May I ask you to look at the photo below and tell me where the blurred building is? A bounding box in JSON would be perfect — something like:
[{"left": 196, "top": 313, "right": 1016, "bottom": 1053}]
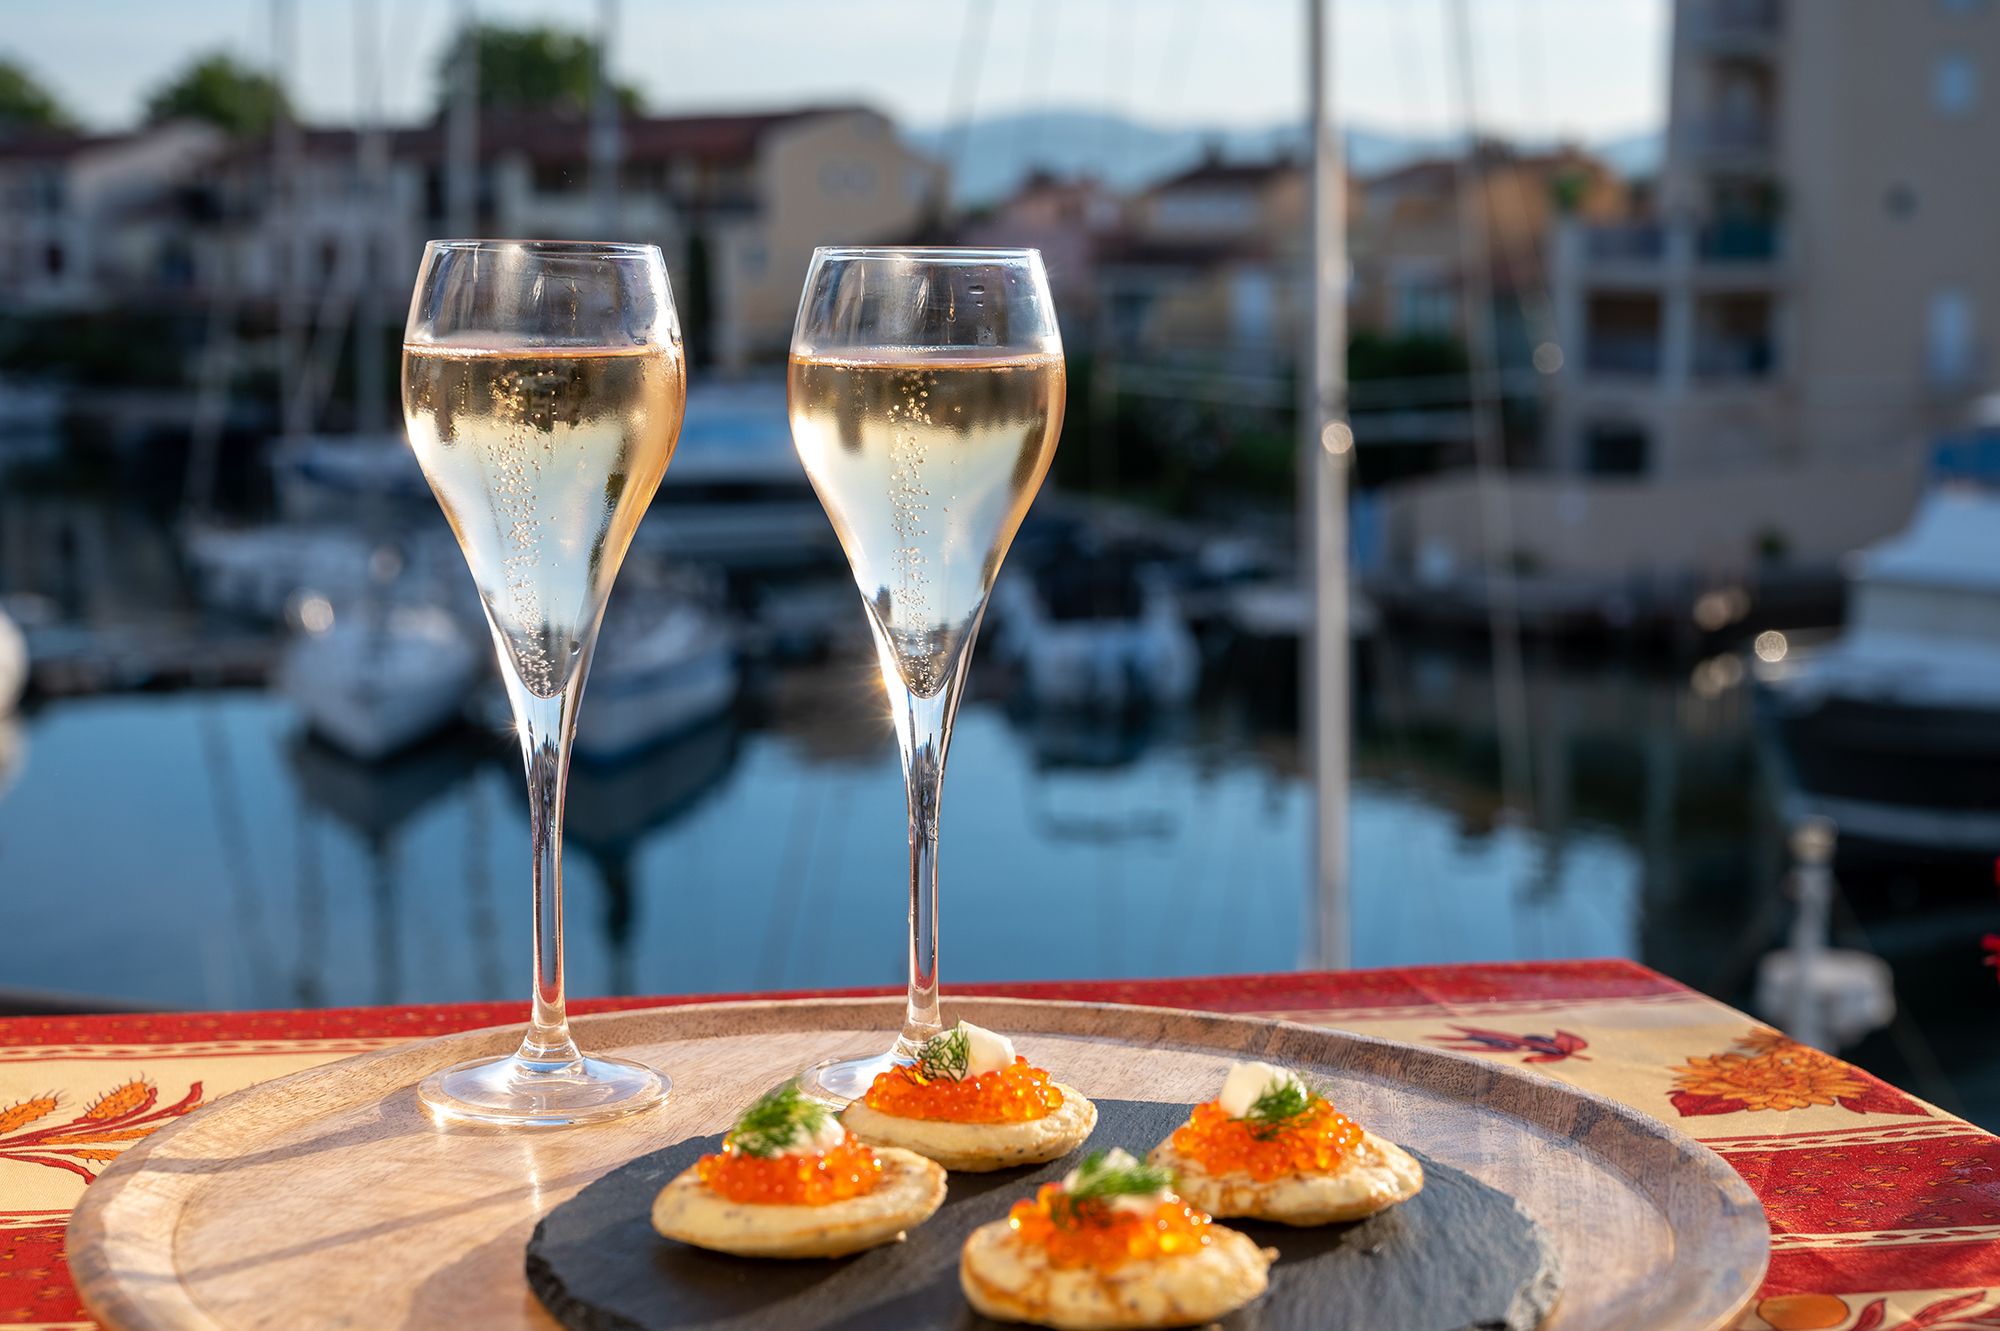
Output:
[
  {"left": 954, "top": 170, "right": 1123, "bottom": 325},
  {"left": 1349, "top": 144, "right": 1627, "bottom": 348},
  {"left": 2, "top": 107, "right": 940, "bottom": 369},
  {"left": 0, "top": 122, "right": 225, "bottom": 307},
  {"left": 1382, "top": 0, "right": 1995, "bottom": 591},
  {"left": 1102, "top": 149, "right": 1308, "bottom": 366},
  {"left": 1550, "top": 0, "right": 2000, "bottom": 483}
]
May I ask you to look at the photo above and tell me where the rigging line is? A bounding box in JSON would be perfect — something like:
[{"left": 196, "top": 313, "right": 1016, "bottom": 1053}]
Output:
[
  {"left": 1444, "top": 0, "right": 1536, "bottom": 827},
  {"left": 465, "top": 768, "right": 503, "bottom": 998},
  {"left": 292, "top": 790, "right": 325, "bottom": 1008},
  {"left": 1371, "top": 0, "right": 1465, "bottom": 921},
  {"left": 1389, "top": 0, "right": 1437, "bottom": 152},
  {"left": 760, "top": 777, "right": 823, "bottom": 989},
  {"left": 1519, "top": 0, "right": 1549, "bottom": 144},
  {"left": 1154, "top": 0, "right": 1202, "bottom": 115},
  {"left": 1012, "top": 0, "right": 1056, "bottom": 175},
  {"left": 938, "top": 0, "right": 997, "bottom": 217},
  {"left": 1105, "top": 0, "right": 1136, "bottom": 180},
  {"left": 198, "top": 706, "right": 275, "bottom": 1004},
  {"left": 1476, "top": 0, "right": 1563, "bottom": 360},
  {"left": 271, "top": 0, "right": 308, "bottom": 443}
]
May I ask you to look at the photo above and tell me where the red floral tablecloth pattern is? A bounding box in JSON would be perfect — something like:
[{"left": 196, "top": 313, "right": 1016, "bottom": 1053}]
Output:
[{"left": 3, "top": 960, "right": 1998, "bottom": 1331}]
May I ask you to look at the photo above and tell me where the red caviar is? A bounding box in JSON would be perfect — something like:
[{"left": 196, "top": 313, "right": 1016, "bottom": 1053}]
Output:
[
  {"left": 695, "top": 1135, "right": 884, "bottom": 1206},
  {"left": 862, "top": 1056, "right": 1064, "bottom": 1123},
  {"left": 1170, "top": 1097, "right": 1364, "bottom": 1181},
  {"left": 1006, "top": 1183, "right": 1214, "bottom": 1270}
]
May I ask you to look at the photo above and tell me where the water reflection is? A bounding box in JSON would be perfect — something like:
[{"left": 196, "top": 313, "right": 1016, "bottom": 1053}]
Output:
[
  {"left": 287, "top": 729, "right": 489, "bottom": 1006},
  {"left": 560, "top": 717, "right": 742, "bottom": 996},
  {"left": 2, "top": 571, "right": 1994, "bottom": 1122}
]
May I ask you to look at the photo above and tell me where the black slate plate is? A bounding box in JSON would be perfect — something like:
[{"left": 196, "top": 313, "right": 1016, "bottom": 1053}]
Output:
[{"left": 526, "top": 1098, "right": 1562, "bottom": 1331}]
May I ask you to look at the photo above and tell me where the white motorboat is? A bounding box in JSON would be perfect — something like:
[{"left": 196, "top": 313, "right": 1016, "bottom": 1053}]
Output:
[
  {"left": 0, "top": 602, "right": 25, "bottom": 715},
  {"left": 573, "top": 596, "right": 738, "bottom": 764},
  {"left": 990, "top": 556, "right": 1199, "bottom": 710},
  {"left": 282, "top": 601, "right": 482, "bottom": 762},
  {"left": 186, "top": 524, "right": 378, "bottom": 622},
  {"left": 1762, "top": 486, "right": 2000, "bottom": 856},
  {"left": 644, "top": 381, "right": 837, "bottom": 567},
  {"left": 0, "top": 379, "right": 62, "bottom": 465}
]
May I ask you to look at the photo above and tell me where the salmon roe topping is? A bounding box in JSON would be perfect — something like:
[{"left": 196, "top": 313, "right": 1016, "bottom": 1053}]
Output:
[
  {"left": 695, "top": 1135, "right": 884, "bottom": 1206},
  {"left": 1171, "top": 1097, "right": 1363, "bottom": 1180},
  {"left": 862, "top": 1056, "right": 1064, "bottom": 1123},
  {"left": 1006, "top": 1183, "right": 1215, "bottom": 1270}
]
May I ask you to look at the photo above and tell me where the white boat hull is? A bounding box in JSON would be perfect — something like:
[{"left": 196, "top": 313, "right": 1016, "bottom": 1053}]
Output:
[{"left": 283, "top": 606, "right": 480, "bottom": 762}]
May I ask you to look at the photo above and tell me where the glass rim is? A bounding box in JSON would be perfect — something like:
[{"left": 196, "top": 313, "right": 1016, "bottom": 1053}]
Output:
[
  {"left": 421, "top": 238, "right": 664, "bottom": 259},
  {"left": 810, "top": 245, "right": 1043, "bottom": 264}
]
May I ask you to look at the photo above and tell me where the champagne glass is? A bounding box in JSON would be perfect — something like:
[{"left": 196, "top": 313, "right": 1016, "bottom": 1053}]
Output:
[
  {"left": 787, "top": 247, "right": 1065, "bottom": 1099},
  {"left": 401, "top": 240, "right": 685, "bottom": 1126}
]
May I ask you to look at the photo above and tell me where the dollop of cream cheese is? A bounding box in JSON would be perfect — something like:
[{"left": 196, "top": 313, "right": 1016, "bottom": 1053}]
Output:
[
  {"left": 1217, "top": 1060, "right": 1306, "bottom": 1118},
  {"left": 773, "top": 1112, "right": 848, "bottom": 1156},
  {"left": 957, "top": 1020, "right": 1017, "bottom": 1078},
  {"left": 1063, "top": 1148, "right": 1173, "bottom": 1215}
]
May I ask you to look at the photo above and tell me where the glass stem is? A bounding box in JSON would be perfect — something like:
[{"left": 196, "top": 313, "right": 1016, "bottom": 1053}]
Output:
[
  {"left": 508, "top": 672, "right": 586, "bottom": 1072},
  {"left": 899, "top": 689, "right": 949, "bottom": 1045},
  {"left": 877, "top": 614, "right": 981, "bottom": 1054}
]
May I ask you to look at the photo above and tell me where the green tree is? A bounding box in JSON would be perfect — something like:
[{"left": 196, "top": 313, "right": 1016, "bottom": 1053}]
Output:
[
  {"left": 438, "top": 24, "right": 642, "bottom": 117},
  {"left": 0, "top": 60, "right": 73, "bottom": 133},
  {"left": 144, "top": 54, "right": 289, "bottom": 137}
]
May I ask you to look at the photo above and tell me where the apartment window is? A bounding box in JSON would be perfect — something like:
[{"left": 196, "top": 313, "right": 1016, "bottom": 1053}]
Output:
[
  {"left": 43, "top": 243, "right": 63, "bottom": 277},
  {"left": 1389, "top": 262, "right": 1457, "bottom": 336},
  {"left": 1153, "top": 191, "right": 1256, "bottom": 234},
  {"left": 1228, "top": 270, "right": 1275, "bottom": 348},
  {"left": 1584, "top": 293, "right": 1664, "bottom": 376},
  {"left": 532, "top": 161, "right": 576, "bottom": 194},
  {"left": 1928, "top": 287, "right": 1977, "bottom": 387},
  {"left": 1933, "top": 53, "right": 1979, "bottom": 116},
  {"left": 1583, "top": 423, "right": 1650, "bottom": 477},
  {"left": 816, "top": 162, "right": 878, "bottom": 198}
]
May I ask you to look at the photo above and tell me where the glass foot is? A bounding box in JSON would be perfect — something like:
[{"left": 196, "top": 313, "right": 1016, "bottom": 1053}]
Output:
[
  {"left": 802, "top": 1033, "right": 929, "bottom": 1105},
  {"left": 419, "top": 1051, "right": 669, "bottom": 1127}
]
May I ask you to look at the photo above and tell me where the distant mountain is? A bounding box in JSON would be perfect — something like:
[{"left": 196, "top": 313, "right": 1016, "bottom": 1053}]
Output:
[
  {"left": 1593, "top": 130, "right": 1665, "bottom": 178},
  {"left": 907, "top": 109, "right": 1661, "bottom": 206}
]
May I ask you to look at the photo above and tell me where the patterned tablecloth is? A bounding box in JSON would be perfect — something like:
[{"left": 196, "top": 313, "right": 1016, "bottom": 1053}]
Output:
[{"left": 3, "top": 959, "right": 1997, "bottom": 1331}]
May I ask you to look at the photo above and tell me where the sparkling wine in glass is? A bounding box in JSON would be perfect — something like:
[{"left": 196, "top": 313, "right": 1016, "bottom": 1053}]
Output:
[
  {"left": 787, "top": 247, "right": 1065, "bottom": 1099},
  {"left": 402, "top": 240, "right": 684, "bottom": 1126}
]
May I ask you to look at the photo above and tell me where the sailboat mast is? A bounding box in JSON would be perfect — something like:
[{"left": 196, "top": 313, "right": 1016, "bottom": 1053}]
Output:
[
  {"left": 273, "top": 0, "right": 308, "bottom": 444},
  {"left": 353, "top": 0, "right": 388, "bottom": 436},
  {"left": 591, "top": 0, "right": 621, "bottom": 237},
  {"left": 446, "top": 0, "right": 480, "bottom": 240},
  {"left": 1305, "top": 0, "right": 1352, "bottom": 970}
]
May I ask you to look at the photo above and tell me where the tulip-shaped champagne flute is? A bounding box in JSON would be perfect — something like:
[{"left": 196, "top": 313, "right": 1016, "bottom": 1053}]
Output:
[
  {"left": 402, "top": 240, "right": 684, "bottom": 1125},
  {"left": 786, "top": 247, "right": 1065, "bottom": 1099}
]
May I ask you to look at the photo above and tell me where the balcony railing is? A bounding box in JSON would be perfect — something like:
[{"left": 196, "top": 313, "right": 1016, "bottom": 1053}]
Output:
[
  {"left": 1584, "top": 223, "right": 1666, "bottom": 264},
  {"left": 1586, "top": 334, "right": 1663, "bottom": 377},
  {"left": 1690, "top": 116, "right": 1775, "bottom": 157},
  {"left": 1693, "top": 0, "right": 1780, "bottom": 46},
  {"left": 1696, "top": 219, "right": 1779, "bottom": 263},
  {"left": 1571, "top": 219, "right": 1782, "bottom": 275},
  {"left": 1693, "top": 335, "right": 1775, "bottom": 379}
]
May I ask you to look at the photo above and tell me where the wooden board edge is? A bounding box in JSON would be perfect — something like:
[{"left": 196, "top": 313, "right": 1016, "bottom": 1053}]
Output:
[{"left": 67, "top": 994, "right": 1770, "bottom": 1331}]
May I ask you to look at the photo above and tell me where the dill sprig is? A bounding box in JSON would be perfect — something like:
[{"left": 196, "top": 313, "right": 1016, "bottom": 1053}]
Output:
[
  {"left": 726, "top": 1079, "right": 832, "bottom": 1158},
  {"left": 1052, "top": 1150, "right": 1175, "bottom": 1227},
  {"left": 1238, "top": 1074, "right": 1322, "bottom": 1141},
  {"left": 908, "top": 1025, "right": 972, "bottom": 1081}
]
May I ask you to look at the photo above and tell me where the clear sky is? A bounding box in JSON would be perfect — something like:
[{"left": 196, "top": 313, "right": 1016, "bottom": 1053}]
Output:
[{"left": 7, "top": 0, "right": 1668, "bottom": 140}]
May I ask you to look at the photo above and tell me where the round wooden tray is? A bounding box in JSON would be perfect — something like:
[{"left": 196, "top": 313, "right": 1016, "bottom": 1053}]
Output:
[{"left": 68, "top": 997, "right": 1768, "bottom": 1331}]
